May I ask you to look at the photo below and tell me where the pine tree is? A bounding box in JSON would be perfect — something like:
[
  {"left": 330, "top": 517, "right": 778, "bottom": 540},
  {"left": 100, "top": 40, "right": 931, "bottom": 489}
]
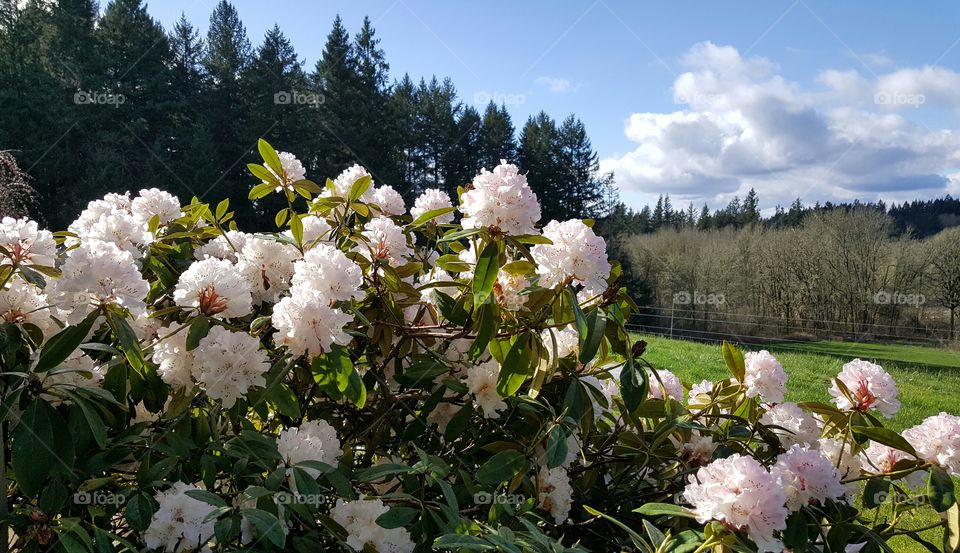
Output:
[
  {"left": 312, "top": 15, "right": 358, "bottom": 177},
  {"left": 556, "top": 115, "right": 606, "bottom": 218},
  {"left": 478, "top": 102, "right": 516, "bottom": 169},
  {"left": 652, "top": 196, "right": 664, "bottom": 229},
  {"left": 444, "top": 105, "right": 482, "bottom": 193},
  {"left": 742, "top": 187, "right": 760, "bottom": 226},
  {"left": 519, "top": 111, "right": 561, "bottom": 222},
  {"left": 697, "top": 204, "right": 711, "bottom": 230},
  {"left": 351, "top": 16, "right": 396, "bottom": 185}
]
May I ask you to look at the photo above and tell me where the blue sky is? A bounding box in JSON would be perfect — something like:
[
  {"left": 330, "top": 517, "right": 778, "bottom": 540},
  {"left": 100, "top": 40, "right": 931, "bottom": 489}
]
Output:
[{"left": 146, "top": 1, "right": 960, "bottom": 212}]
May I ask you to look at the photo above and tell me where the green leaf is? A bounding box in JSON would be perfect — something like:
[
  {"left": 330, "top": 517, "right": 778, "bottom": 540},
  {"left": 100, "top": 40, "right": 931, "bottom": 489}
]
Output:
[
  {"left": 722, "top": 341, "right": 746, "bottom": 382},
  {"left": 355, "top": 463, "right": 413, "bottom": 482},
  {"left": 125, "top": 493, "right": 155, "bottom": 532},
  {"left": 185, "top": 489, "right": 228, "bottom": 508},
  {"left": 107, "top": 310, "right": 144, "bottom": 372},
  {"left": 546, "top": 425, "right": 569, "bottom": 469},
  {"left": 620, "top": 357, "right": 648, "bottom": 413},
  {"left": 289, "top": 213, "right": 304, "bottom": 246},
  {"left": 578, "top": 308, "right": 607, "bottom": 364},
  {"left": 944, "top": 502, "right": 960, "bottom": 553},
  {"left": 433, "top": 534, "right": 495, "bottom": 550},
  {"left": 473, "top": 240, "right": 500, "bottom": 306},
  {"left": 12, "top": 399, "right": 72, "bottom": 497},
  {"left": 267, "top": 383, "right": 300, "bottom": 419},
  {"left": 186, "top": 316, "right": 209, "bottom": 351},
  {"left": 312, "top": 346, "right": 353, "bottom": 392},
  {"left": 34, "top": 310, "right": 98, "bottom": 373},
  {"left": 348, "top": 175, "right": 372, "bottom": 202},
  {"left": 852, "top": 426, "right": 917, "bottom": 457},
  {"left": 410, "top": 206, "right": 455, "bottom": 227},
  {"left": 63, "top": 391, "right": 108, "bottom": 448},
  {"left": 248, "top": 181, "right": 275, "bottom": 200},
  {"left": 633, "top": 502, "right": 697, "bottom": 519},
  {"left": 345, "top": 369, "right": 366, "bottom": 408},
  {"left": 257, "top": 139, "right": 283, "bottom": 176},
  {"left": 476, "top": 450, "right": 527, "bottom": 485},
  {"left": 928, "top": 466, "right": 956, "bottom": 512},
  {"left": 468, "top": 303, "right": 499, "bottom": 360},
  {"left": 376, "top": 506, "right": 420, "bottom": 529},
  {"left": 863, "top": 477, "right": 890, "bottom": 509},
  {"left": 242, "top": 508, "right": 286, "bottom": 548},
  {"left": 496, "top": 332, "right": 532, "bottom": 397}
]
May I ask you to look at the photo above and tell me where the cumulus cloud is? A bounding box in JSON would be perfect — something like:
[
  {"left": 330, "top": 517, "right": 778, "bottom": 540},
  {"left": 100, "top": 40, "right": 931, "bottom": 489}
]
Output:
[
  {"left": 535, "top": 76, "right": 579, "bottom": 93},
  {"left": 601, "top": 42, "right": 960, "bottom": 209}
]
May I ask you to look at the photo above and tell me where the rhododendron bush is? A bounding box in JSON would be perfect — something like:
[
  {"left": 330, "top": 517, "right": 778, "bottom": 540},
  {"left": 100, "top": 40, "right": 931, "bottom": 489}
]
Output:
[{"left": 1, "top": 139, "right": 959, "bottom": 553}]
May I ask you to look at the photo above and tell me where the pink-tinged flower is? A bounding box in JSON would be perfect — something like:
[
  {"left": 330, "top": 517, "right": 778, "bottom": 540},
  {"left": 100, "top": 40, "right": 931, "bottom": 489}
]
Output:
[
  {"left": 862, "top": 442, "right": 927, "bottom": 489},
  {"left": 683, "top": 454, "right": 787, "bottom": 552},
  {"left": 770, "top": 445, "right": 846, "bottom": 511},
  {"left": 459, "top": 160, "right": 540, "bottom": 235},
  {"left": 741, "top": 350, "right": 787, "bottom": 404},
  {"left": 646, "top": 368, "right": 684, "bottom": 401},
  {"left": 828, "top": 359, "right": 900, "bottom": 417},
  {"left": 902, "top": 412, "right": 960, "bottom": 477},
  {"left": 759, "top": 402, "right": 821, "bottom": 448}
]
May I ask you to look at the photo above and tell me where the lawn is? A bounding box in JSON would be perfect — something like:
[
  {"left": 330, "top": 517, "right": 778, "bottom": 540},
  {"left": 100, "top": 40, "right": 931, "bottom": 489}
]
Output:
[{"left": 631, "top": 334, "right": 957, "bottom": 552}]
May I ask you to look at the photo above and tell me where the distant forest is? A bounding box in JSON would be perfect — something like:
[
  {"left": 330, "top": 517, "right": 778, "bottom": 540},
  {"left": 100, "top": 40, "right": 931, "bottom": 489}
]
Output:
[{"left": 0, "top": 0, "right": 615, "bottom": 230}]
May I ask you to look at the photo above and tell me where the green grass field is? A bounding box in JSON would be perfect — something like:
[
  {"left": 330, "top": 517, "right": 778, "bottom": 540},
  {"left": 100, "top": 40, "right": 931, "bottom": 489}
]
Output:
[{"left": 632, "top": 334, "right": 958, "bottom": 551}]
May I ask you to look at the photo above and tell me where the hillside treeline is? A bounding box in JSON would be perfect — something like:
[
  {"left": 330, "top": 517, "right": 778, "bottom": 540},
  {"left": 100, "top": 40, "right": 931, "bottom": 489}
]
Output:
[
  {"left": 0, "top": 0, "right": 615, "bottom": 229},
  {"left": 621, "top": 208, "right": 960, "bottom": 343}
]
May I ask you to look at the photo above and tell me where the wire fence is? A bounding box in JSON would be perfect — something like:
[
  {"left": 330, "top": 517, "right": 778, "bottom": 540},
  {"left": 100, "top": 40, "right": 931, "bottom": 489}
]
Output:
[{"left": 626, "top": 304, "right": 956, "bottom": 348}]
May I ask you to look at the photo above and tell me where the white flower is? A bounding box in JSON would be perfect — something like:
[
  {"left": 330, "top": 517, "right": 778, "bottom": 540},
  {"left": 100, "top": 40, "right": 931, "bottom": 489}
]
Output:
[
  {"left": 427, "top": 398, "right": 461, "bottom": 432},
  {"left": 741, "top": 350, "right": 787, "bottom": 404},
  {"left": 771, "top": 445, "right": 846, "bottom": 511},
  {"left": 829, "top": 359, "right": 900, "bottom": 417},
  {"left": 683, "top": 454, "right": 787, "bottom": 552},
  {"left": 418, "top": 267, "right": 457, "bottom": 305},
  {"left": 647, "top": 368, "right": 683, "bottom": 401},
  {"left": 410, "top": 188, "right": 454, "bottom": 224},
  {"left": 903, "top": 412, "right": 960, "bottom": 477},
  {"left": 357, "top": 216, "right": 411, "bottom": 266},
  {"left": 687, "top": 379, "right": 714, "bottom": 407},
  {"left": 330, "top": 498, "right": 415, "bottom": 553},
  {"left": 0, "top": 217, "right": 56, "bottom": 268},
  {"left": 581, "top": 375, "right": 618, "bottom": 418},
  {"left": 0, "top": 279, "right": 56, "bottom": 339},
  {"left": 237, "top": 236, "right": 299, "bottom": 305},
  {"left": 267, "top": 151, "right": 306, "bottom": 189},
  {"left": 466, "top": 359, "right": 507, "bottom": 417},
  {"left": 174, "top": 257, "right": 252, "bottom": 319},
  {"left": 819, "top": 437, "right": 863, "bottom": 492},
  {"left": 272, "top": 290, "right": 353, "bottom": 358},
  {"left": 537, "top": 466, "right": 573, "bottom": 524},
  {"left": 459, "top": 160, "right": 540, "bottom": 235},
  {"left": 290, "top": 244, "right": 364, "bottom": 304},
  {"left": 52, "top": 239, "right": 149, "bottom": 323},
  {"left": 143, "top": 482, "right": 216, "bottom": 553},
  {"left": 862, "top": 442, "right": 928, "bottom": 488},
  {"left": 443, "top": 338, "right": 475, "bottom": 375},
  {"left": 531, "top": 219, "right": 610, "bottom": 292},
  {"left": 542, "top": 326, "right": 579, "bottom": 362},
  {"left": 681, "top": 433, "right": 716, "bottom": 465},
  {"left": 194, "top": 230, "right": 251, "bottom": 263},
  {"left": 495, "top": 271, "right": 528, "bottom": 311},
  {"left": 42, "top": 350, "right": 105, "bottom": 405},
  {"left": 152, "top": 325, "right": 194, "bottom": 390},
  {"left": 68, "top": 193, "right": 152, "bottom": 258},
  {"left": 192, "top": 327, "right": 269, "bottom": 408},
  {"left": 131, "top": 188, "right": 181, "bottom": 226},
  {"left": 371, "top": 185, "right": 406, "bottom": 216},
  {"left": 760, "top": 402, "right": 821, "bottom": 448},
  {"left": 328, "top": 164, "right": 374, "bottom": 202},
  {"left": 277, "top": 420, "right": 342, "bottom": 478}
]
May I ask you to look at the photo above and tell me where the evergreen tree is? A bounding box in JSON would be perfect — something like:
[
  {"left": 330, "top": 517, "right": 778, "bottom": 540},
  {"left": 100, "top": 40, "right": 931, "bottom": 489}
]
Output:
[
  {"left": 519, "top": 111, "right": 561, "bottom": 222},
  {"left": 312, "top": 15, "right": 358, "bottom": 177},
  {"left": 478, "top": 102, "right": 516, "bottom": 169}
]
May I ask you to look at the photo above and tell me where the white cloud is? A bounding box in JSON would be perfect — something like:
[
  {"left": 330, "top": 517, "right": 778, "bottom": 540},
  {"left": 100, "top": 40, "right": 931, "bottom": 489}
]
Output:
[
  {"left": 601, "top": 42, "right": 960, "bottom": 210},
  {"left": 534, "top": 76, "right": 579, "bottom": 93}
]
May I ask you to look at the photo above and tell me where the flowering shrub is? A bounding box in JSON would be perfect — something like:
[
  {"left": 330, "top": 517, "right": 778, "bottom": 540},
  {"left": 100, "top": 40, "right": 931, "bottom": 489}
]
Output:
[{"left": 0, "top": 139, "right": 958, "bottom": 552}]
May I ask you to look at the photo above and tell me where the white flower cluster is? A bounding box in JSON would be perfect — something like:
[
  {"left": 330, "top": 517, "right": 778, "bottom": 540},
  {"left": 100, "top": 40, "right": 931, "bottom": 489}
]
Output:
[
  {"left": 646, "top": 368, "right": 684, "bottom": 401},
  {"left": 410, "top": 188, "right": 454, "bottom": 224},
  {"left": 191, "top": 326, "right": 270, "bottom": 408},
  {"left": 0, "top": 279, "right": 57, "bottom": 338},
  {"left": 174, "top": 257, "right": 253, "bottom": 319},
  {"left": 465, "top": 359, "right": 507, "bottom": 418},
  {"left": 152, "top": 324, "right": 194, "bottom": 390},
  {"left": 53, "top": 239, "right": 150, "bottom": 323},
  {"left": 371, "top": 185, "right": 405, "bottom": 216},
  {"left": 267, "top": 151, "right": 306, "bottom": 189},
  {"left": 68, "top": 189, "right": 180, "bottom": 258},
  {"left": 272, "top": 244, "right": 361, "bottom": 358},
  {"left": 684, "top": 454, "right": 787, "bottom": 552},
  {"left": 459, "top": 160, "right": 540, "bottom": 235},
  {"left": 531, "top": 219, "right": 610, "bottom": 293},
  {"left": 537, "top": 466, "right": 573, "bottom": 524},
  {"left": 357, "top": 216, "right": 411, "bottom": 266},
  {"left": 0, "top": 216, "right": 56, "bottom": 267},
  {"left": 741, "top": 350, "right": 787, "bottom": 404},
  {"left": 829, "top": 358, "right": 900, "bottom": 417},
  {"left": 903, "top": 412, "right": 960, "bottom": 476},
  {"left": 770, "top": 445, "right": 846, "bottom": 511},
  {"left": 759, "top": 402, "right": 820, "bottom": 447},
  {"left": 236, "top": 236, "right": 299, "bottom": 305},
  {"left": 277, "top": 420, "right": 342, "bottom": 478},
  {"left": 330, "top": 498, "right": 415, "bottom": 553},
  {"left": 144, "top": 482, "right": 216, "bottom": 553}
]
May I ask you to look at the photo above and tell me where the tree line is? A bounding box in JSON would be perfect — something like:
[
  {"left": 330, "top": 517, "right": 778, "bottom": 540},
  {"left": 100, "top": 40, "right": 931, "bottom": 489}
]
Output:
[
  {"left": 0, "top": 0, "right": 616, "bottom": 230},
  {"left": 620, "top": 208, "right": 960, "bottom": 342}
]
